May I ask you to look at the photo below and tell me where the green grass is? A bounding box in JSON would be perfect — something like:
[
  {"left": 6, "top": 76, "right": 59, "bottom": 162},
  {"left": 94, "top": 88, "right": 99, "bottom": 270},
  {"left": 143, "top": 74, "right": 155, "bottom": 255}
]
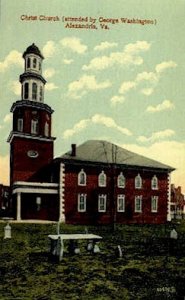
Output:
[{"left": 0, "top": 221, "right": 185, "bottom": 299}]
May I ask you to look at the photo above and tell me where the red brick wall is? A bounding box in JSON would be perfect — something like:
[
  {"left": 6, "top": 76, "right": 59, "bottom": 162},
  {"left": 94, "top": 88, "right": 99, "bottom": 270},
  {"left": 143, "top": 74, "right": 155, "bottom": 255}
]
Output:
[
  {"left": 10, "top": 137, "right": 53, "bottom": 184},
  {"left": 63, "top": 163, "right": 169, "bottom": 225},
  {"left": 13, "top": 107, "right": 52, "bottom": 137}
]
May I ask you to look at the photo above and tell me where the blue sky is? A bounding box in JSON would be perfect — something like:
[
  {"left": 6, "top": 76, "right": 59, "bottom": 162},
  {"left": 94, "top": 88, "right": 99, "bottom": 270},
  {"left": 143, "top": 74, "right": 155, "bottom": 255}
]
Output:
[{"left": 0, "top": 0, "right": 185, "bottom": 192}]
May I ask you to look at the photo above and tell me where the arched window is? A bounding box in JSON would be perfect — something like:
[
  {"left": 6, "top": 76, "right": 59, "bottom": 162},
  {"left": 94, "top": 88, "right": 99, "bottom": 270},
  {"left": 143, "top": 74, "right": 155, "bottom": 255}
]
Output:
[
  {"left": 32, "top": 82, "right": 37, "bottom": 100},
  {"left": 135, "top": 174, "right": 142, "bottom": 189},
  {"left": 151, "top": 175, "right": 158, "bottom": 190},
  {"left": 44, "top": 122, "right": 49, "bottom": 137},
  {"left": 33, "top": 58, "right": 37, "bottom": 68},
  {"left": 24, "top": 82, "right": 29, "bottom": 99},
  {"left": 27, "top": 57, "right": 31, "bottom": 68},
  {"left": 31, "top": 119, "right": 38, "bottom": 134},
  {"left": 117, "top": 172, "right": 125, "bottom": 188},
  {"left": 78, "top": 169, "right": 86, "bottom": 186},
  {"left": 17, "top": 118, "right": 23, "bottom": 132},
  {"left": 39, "top": 62, "right": 41, "bottom": 71},
  {"left": 98, "top": 171, "right": 106, "bottom": 187},
  {"left": 39, "top": 86, "right": 43, "bottom": 101}
]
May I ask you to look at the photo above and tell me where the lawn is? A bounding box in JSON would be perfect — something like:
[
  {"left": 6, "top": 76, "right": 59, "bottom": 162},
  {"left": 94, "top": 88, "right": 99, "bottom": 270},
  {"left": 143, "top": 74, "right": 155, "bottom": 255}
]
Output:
[{"left": 0, "top": 221, "right": 185, "bottom": 300}]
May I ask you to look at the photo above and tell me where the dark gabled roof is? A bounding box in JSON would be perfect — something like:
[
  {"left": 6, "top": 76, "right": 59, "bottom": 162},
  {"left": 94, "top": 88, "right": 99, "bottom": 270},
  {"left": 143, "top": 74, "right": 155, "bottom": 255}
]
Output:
[
  {"left": 59, "top": 140, "right": 175, "bottom": 171},
  {"left": 23, "top": 43, "right": 44, "bottom": 59}
]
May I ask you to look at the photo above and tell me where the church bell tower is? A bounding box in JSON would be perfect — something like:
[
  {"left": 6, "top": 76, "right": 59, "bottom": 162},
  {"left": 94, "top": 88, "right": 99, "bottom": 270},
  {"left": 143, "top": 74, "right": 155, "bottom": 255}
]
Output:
[{"left": 8, "top": 43, "right": 55, "bottom": 185}]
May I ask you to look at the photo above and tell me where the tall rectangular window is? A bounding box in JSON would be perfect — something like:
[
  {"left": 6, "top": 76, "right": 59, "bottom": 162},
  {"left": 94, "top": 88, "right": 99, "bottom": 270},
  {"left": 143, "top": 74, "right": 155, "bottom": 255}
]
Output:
[
  {"left": 31, "top": 119, "right": 38, "bottom": 134},
  {"left": 135, "top": 196, "right": 142, "bottom": 213},
  {"left": 98, "top": 194, "right": 107, "bottom": 212},
  {"left": 24, "top": 82, "right": 29, "bottom": 99},
  {"left": 39, "top": 86, "right": 43, "bottom": 101},
  {"left": 117, "top": 194, "right": 125, "bottom": 212},
  {"left": 78, "top": 194, "right": 86, "bottom": 212},
  {"left": 32, "top": 83, "right": 37, "bottom": 100},
  {"left": 151, "top": 196, "right": 158, "bottom": 212},
  {"left": 17, "top": 118, "right": 23, "bottom": 132}
]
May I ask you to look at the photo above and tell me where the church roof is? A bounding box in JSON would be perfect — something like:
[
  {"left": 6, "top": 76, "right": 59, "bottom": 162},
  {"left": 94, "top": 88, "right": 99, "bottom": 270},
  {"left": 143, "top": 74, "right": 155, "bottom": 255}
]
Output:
[
  {"left": 23, "top": 43, "right": 44, "bottom": 59},
  {"left": 59, "top": 140, "right": 175, "bottom": 171}
]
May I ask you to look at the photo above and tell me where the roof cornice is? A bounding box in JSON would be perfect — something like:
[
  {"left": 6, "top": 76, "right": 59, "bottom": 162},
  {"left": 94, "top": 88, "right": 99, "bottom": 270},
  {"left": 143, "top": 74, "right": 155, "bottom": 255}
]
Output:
[{"left": 10, "top": 100, "right": 54, "bottom": 114}]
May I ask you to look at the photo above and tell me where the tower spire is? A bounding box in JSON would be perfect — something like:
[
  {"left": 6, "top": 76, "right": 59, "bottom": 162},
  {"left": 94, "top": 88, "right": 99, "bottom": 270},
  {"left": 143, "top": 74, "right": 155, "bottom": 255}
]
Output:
[
  {"left": 8, "top": 44, "right": 55, "bottom": 185},
  {"left": 20, "top": 43, "right": 46, "bottom": 103}
]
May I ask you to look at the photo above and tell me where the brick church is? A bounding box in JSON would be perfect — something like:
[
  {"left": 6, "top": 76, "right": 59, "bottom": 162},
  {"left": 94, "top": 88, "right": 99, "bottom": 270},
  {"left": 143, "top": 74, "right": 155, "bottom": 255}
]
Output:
[{"left": 7, "top": 44, "right": 175, "bottom": 224}]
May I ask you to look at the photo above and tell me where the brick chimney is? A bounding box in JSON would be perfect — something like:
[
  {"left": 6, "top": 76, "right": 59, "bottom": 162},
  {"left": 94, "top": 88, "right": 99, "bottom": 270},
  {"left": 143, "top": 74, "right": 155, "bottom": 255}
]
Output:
[{"left": 71, "top": 144, "right": 76, "bottom": 157}]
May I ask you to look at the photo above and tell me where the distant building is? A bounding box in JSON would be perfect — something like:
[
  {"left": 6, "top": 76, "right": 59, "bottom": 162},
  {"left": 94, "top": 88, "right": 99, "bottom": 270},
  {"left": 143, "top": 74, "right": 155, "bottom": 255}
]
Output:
[
  {"left": 171, "top": 184, "right": 185, "bottom": 219},
  {"left": 7, "top": 44, "right": 175, "bottom": 224},
  {"left": 0, "top": 184, "right": 10, "bottom": 216}
]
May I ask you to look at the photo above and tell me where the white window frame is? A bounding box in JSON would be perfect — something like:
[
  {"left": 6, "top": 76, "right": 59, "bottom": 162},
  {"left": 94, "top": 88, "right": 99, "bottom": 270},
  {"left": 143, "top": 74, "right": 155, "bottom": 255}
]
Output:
[
  {"left": 135, "top": 174, "right": 142, "bottom": 189},
  {"left": 32, "top": 82, "right": 37, "bottom": 100},
  {"left": 44, "top": 122, "right": 49, "bottom": 137},
  {"left": 33, "top": 58, "right": 37, "bottom": 69},
  {"left": 24, "top": 82, "right": 29, "bottom": 99},
  {"left": 117, "top": 194, "right": 125, "bottom": 212},
  {"left": 117, "top": 172, "right": 125, "bottom": 188},
  {"left": 78, "top": 194, "right": 87, "bottom": 212},
  {"left": 151, "top": 196, "right": 158, "bottom": 213},
  {"left": 151, "top": 175, "right": 158, "bottom": 190},
  {"left": 27, "top": 57, "right": 31, "bottom": 69},
  {"left": 17, "top": 118, "right": 23, "bottom": 132},
  {"left": 135, "top": 196, "right": 142, "bottom": 213},
  {"left": 39, "top": 86, "right": 43, "bottom": 101},
  {"left": 78, "top": 169, "right": 86, "bottom": 186},
  {"left": 98, "top": 171, "right": 106, "bottom": 187},
  {"left": 98, "top": 194, "right": 107, "bottom": 212},
  {"left": 31, "top": 119, "right": 38, "bottom": 134}
]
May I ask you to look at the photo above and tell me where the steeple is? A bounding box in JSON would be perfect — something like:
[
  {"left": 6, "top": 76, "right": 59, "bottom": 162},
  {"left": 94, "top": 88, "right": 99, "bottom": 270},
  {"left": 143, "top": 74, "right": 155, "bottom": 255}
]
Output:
[
  {"left": 8, "top": 44, "right": 55, "bottom": 185},
  {"left": 20, "top": 43, "right": 46, "bottom": 103}
]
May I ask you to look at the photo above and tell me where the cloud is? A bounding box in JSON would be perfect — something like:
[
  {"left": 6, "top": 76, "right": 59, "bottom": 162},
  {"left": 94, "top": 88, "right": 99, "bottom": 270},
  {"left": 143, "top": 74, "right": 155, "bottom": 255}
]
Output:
[
  {"left": 3, "top": 114, "right": 12, "bottom": 123},
  {"left": 45, "top": 83, "right": 58, "bottom": 91},
  {"left": 10, "top": 81, "right": 21, "bottom": 96},
  {"left": 63, "top": 59, "right": 74, "bottom": 65},
  {"left": 121, "top": 141, "right": 185, "bottom": 193},
  {"left": 82, "top": 40, "right": 151, "bottom": 71},
  {"left": 146, "top": 100, "right": 175, "bottom": 113},
  {"left": 137, "top": 129, "right": 175, "bottom": 143},
  {"left": 124, "top": 40, "right": 151, "bottom": 54},
  {"left": 43, "top": 68, "right": 56, "bottom": 79},
  {"left": 42, "top": 41, "right": 56, "bottom": 58},
  {"left": 136, "top": 71, "right": 158, "bottom": 83},
  {"left": 140, "top": 88, "right": 154, "bottom": 96},
  {"left": 0, "top": 50, "right": 23, "bottom": 72},
  {"left": 112, "top": 59, "right": 177, "bottom": 105},
  {"left": 94, "top": 41, "right": 118, "bottom": 51},
  {"left": 63, "top": 114, "right": 132, "bottom": 139},
  {"left": 155, "top": 61, "right": 177, "bottom": 73},
  {"left": 119, "top": 81, "right": 136, "bottom": 94},
  {"left": 60, "top": 37, "right": 87, "bottom": 54},
  {"left": 63, "top": 119, "right": 90, "bottom": 139},
  {"left": 110, "top": 95, "right": 125, "bottom": 106},
  {"left": 0, "top": 155, "right": 9, "bottom": 185},
  {"left": 92, "top": 114, "right": 132, "bottom": 136},
  {"left": 67, "top": 75, "right": 111, "bottom": 99}
]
